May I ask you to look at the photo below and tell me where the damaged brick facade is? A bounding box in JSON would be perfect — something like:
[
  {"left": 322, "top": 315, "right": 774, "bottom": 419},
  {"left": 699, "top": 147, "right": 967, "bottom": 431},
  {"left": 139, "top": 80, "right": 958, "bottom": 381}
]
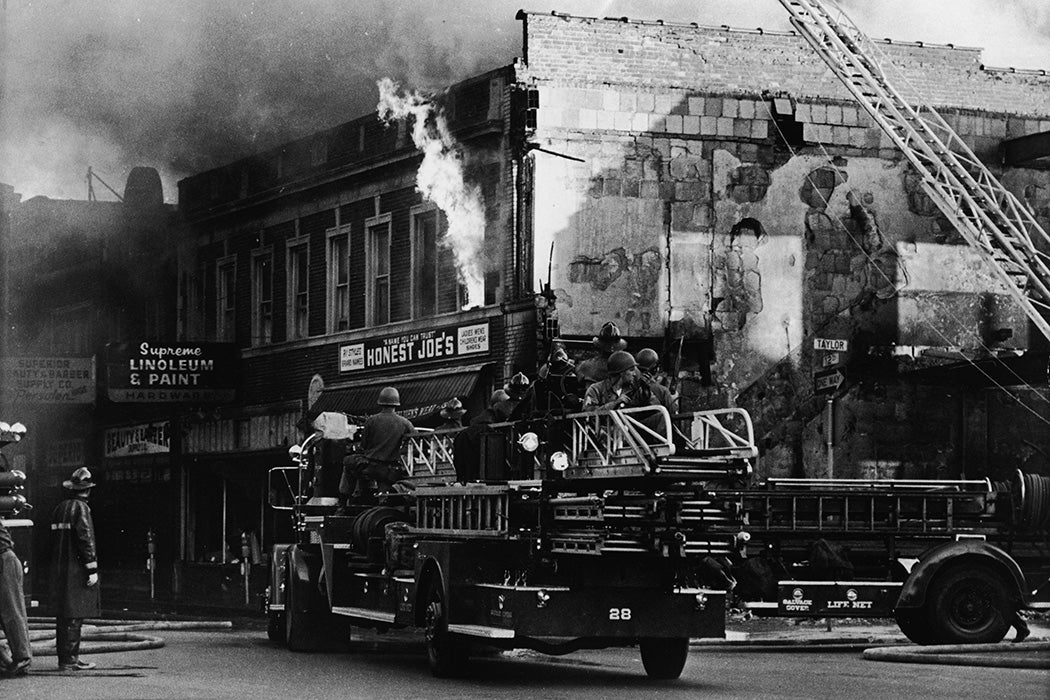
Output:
[{"left": 517, "top": 12, "right": 1050, "bottom": 480}]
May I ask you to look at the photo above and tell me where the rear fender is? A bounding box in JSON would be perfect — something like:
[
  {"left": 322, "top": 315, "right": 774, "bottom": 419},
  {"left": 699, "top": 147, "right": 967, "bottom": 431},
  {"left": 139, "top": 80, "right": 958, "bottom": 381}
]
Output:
[
  {"left": 286, "top": 544, "right": 323, "bottom": 613},
  {"left": 896, "top": 539, "right": 1026, "bottom": 609}
]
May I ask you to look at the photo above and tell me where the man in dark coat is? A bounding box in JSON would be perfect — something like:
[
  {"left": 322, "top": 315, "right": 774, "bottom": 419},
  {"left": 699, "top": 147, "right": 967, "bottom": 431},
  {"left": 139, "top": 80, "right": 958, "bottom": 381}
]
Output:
[
  {"left": 0, "top": 517, "right": 31, "bottom": 677},
  {"left": 51, "top": 467, "right": 100, "bottom": 671}
]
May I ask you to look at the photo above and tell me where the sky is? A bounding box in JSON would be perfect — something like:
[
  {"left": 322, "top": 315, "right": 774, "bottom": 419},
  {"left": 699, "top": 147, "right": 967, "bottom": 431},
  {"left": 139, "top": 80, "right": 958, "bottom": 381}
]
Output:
[{"left": 1, "top": 0, "right": 1048, "bottom": 203}]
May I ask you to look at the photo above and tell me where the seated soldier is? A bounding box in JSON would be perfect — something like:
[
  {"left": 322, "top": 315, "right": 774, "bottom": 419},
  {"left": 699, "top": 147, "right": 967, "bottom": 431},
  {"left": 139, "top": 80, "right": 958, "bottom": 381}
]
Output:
[{"left": 337, "top": 387, "right": 414, "bottom": 509}]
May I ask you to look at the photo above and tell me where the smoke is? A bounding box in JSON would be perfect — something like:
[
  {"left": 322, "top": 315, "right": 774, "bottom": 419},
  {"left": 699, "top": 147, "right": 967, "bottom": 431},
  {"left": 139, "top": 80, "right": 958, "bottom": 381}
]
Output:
[
  {"left": 377, "top": 77, "right": 485, "bottom": 308},
  {"left": 1, "top": 1, "right": 1046, "bottom": 203}
]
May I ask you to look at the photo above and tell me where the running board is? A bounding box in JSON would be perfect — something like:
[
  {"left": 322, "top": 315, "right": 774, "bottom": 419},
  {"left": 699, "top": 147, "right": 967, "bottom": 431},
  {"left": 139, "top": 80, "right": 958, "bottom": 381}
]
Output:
[{"left": 331, "top": 606, "right": 396, "bottom": 623}]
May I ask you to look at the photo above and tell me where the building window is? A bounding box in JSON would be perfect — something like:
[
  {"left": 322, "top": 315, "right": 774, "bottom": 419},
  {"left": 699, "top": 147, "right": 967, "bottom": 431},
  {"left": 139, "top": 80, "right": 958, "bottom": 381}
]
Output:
[
  {"left": 216, "top": 258, "right": 236, "bottom": 342},
  {"left": 52, "top": 304, "right": 91, "bottom": 354},
  {"left": 412, "top": 207, "right": 461, "bottom": 317},
  {"left": 286, "top": 239, "right": 309, "bottom": 340},
  {"left": 252, "top": 249, "right": 273, "bottom": 345},
  {"left": 327, "top": 228, "right": 350, "bottom": 332},
  {"left": 367, "top": 217, "right": 391, "bottom": 326}
]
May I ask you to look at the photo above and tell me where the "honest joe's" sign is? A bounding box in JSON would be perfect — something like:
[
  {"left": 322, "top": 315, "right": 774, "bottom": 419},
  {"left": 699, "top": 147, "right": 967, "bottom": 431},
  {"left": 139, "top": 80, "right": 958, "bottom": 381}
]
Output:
[
  {"left": 339, "top": 322, "right": 489, "bottom": 373},
  {"left": 105, "top": 342, "right": 238, "bottom": 403}
]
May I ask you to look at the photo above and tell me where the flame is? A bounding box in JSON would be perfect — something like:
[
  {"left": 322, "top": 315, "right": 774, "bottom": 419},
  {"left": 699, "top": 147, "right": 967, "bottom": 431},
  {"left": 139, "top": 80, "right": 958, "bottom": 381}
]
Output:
[{"left": 376, "top": 77, "right": 485, "bottom": 309}]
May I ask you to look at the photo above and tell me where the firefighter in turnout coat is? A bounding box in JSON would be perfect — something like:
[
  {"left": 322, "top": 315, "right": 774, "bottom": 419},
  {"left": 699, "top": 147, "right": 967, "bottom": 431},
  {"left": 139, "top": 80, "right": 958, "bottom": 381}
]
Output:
[{"left": 50, "top": 467, "right": 100, "bottom": 671}]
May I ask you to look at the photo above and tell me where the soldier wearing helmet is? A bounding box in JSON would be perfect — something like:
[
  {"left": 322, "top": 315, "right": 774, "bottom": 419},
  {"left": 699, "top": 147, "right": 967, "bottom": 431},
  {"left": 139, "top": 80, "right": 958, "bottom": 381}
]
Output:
[
  {"left": 582, "top": 350, "right": 650, "bottom": 411},
  {"left": 635, "top": 347, "right": 677, "bottom": 414},
  {"left": 337, "top": 386, "right": 414, "bottom": 508},
  {"left": 576, "top": 321, "right": 628, "bottom": 385}
]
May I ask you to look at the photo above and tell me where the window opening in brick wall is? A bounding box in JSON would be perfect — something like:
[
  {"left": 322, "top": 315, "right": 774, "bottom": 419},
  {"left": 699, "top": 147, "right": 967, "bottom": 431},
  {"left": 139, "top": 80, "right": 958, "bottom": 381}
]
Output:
[
  {"left": 770, "top": 97, "right": 804, "bottom": 149},
  {"left": 216, "top": 258, "right": 236, "bottom": 342},
  {"left": 252, "top": 249, "right": 274, "bottom": 345},
  {"left": 286, "top": 239, "right": 309, "bottom": 340},
  {"left": 367, "top": 218, "right": 391, "bottom": 326},
  {"left": 412, "top": 207, "right": 461, "bottom": 317},
  {"left": 328, "top": 229, "right": 350, "bottom": 332}
]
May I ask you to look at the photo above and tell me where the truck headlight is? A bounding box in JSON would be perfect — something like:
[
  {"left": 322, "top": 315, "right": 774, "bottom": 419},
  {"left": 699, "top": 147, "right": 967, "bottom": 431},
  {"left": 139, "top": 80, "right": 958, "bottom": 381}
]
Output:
[
  {"left": 518, "top": 432, "right": 540, "bottom": 453},
  {"left": 550, "top": 451, "right": 569, "bottom": 471}
]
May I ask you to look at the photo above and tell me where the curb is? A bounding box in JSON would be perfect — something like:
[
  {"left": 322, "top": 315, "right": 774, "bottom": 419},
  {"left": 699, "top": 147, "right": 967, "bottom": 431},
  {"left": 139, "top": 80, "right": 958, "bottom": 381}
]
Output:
[{"left": 863, "top": 641, "right": 1050, "bottom": 669}]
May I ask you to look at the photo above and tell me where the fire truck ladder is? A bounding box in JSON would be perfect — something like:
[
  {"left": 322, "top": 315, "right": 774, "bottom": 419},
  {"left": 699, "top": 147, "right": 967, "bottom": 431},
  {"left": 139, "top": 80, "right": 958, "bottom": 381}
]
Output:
[{"left": 779, "top": 0, "right": 1050, "bottom": 340}]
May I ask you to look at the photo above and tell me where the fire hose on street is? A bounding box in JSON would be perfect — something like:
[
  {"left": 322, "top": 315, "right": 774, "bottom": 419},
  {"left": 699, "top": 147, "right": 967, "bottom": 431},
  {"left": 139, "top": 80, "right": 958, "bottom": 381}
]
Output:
[{"left": 17, "top": 618, "right": 234, "bottom": 658}]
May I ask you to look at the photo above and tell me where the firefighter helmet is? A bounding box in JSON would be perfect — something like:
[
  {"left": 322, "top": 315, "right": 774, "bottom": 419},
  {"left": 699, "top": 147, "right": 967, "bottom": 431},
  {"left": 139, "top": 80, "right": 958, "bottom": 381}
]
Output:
[
  {"left": 593, "top": 321, "right": 628, "bottom": 351},
  {"left": 489, "top": 389, "right": 510, "bottom": 407},
  {"left": 63, "top": 466, "right": 96, "bottom": 491},
  {"left": 606, "top": 350, "right": 637, "bottom": 375},
  {"left": 506, "top": 372, "right": 530, "bottom": 399},
  {"left": 440, "top": 397, "right": 465, "bottom": 418},
  {"left": 377, "top": 386, "right": 401, "bottom": 407},
  {"left": 636, "top": 348, "right": 660, "bottom": 372}
]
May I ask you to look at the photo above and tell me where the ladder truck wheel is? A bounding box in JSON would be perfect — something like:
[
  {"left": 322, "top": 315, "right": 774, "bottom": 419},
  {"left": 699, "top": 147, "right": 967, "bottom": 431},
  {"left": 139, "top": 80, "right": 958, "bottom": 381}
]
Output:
[
  {"left": 267, "top": 610, "right": 286, "bottom": 645},
  {"left": 893, "top": 609, "right": 934, "bottom": 646},
  {"left": 926, "top": 564, "right": 1011, "bottom": 644},
  {"left": 423, "top": 576, "right": 470, "bottom": 677},
  {"left": 639, "top": 637, "right": 689, "bottom": 679}
]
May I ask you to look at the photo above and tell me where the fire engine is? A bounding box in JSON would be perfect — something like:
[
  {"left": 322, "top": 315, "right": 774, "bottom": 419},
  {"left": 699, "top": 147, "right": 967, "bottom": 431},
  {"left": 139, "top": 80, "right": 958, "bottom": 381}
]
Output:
[
  {"left": 264, "top": 0, "right": 1050, "bottom": 679},
  {"left": 266, "top": 406, "right": 754, "bottom": 678}
]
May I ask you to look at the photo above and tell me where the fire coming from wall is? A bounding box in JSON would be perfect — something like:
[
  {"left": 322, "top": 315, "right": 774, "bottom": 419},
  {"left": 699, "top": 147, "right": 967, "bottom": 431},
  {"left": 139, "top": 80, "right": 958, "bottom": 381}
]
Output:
[{"left": 376, "top": 77, "right": 485, "bottom": 309}]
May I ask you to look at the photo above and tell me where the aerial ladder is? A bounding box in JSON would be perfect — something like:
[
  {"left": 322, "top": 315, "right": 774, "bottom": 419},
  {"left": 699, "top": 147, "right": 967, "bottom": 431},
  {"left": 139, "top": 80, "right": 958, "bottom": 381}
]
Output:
[{"left": 778, "top": 0, "right": 1050, "bottom": 341}]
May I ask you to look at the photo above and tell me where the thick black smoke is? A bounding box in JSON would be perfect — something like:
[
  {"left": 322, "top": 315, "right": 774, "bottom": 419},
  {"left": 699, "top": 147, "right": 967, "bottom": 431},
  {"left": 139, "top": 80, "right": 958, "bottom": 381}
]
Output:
[{"left": 1, "top": 0, "right": 1045, "bottom": 202}]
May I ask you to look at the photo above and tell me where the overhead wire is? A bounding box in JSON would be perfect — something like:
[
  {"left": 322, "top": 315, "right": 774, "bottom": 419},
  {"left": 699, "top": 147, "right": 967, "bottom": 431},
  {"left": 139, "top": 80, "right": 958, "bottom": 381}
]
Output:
[{"left": 755, "top": 96, "right": 1050, "bottom": 428}]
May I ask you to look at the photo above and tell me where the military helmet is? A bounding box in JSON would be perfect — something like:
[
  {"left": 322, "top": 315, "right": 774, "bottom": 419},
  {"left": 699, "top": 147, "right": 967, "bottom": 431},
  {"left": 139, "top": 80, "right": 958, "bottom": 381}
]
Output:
[
  {"left": 377, "top": 386, "right": 401, "bottom": 406},
  {"left": 636, "top": 347, "right": 660, "bottom": 371},
  {"left": 607, "top": 350, "right": 638, "bottom": 375}
]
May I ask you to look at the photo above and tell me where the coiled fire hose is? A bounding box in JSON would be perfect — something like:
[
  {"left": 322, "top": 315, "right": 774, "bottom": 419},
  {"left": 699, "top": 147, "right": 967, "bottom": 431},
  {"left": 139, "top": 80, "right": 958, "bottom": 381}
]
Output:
[
  {"left": 1006, "top": 471, "right": 1050, "bottom": 531},
  {"left": 21, "top": 618, "right": 233, "bottom": 658}
]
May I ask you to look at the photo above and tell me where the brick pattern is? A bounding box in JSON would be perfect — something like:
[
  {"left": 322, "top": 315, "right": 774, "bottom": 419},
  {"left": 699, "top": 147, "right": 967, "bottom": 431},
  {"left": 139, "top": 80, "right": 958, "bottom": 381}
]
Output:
[{"left": 519, "top": 13, "right": 1050, "bottom": 117}]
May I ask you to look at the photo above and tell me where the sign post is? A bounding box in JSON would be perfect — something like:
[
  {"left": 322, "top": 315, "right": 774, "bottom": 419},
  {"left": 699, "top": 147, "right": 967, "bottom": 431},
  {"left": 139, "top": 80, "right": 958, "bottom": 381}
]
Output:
[{"left": 812, "top": 338, "right": 849, "bottom": 479}]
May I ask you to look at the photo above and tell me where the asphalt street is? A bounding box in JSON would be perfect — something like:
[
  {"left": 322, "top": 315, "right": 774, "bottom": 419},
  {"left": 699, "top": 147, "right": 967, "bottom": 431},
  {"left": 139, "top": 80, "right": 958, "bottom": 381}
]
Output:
[{"left": 4, "top": 622, "right": 1049, "bottom": 700}]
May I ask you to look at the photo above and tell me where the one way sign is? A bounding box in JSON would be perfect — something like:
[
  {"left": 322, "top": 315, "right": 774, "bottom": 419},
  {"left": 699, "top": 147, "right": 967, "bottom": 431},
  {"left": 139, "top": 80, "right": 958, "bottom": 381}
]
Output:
[{"left": 814, "top": 368, "right": 845, "bottom": 395}]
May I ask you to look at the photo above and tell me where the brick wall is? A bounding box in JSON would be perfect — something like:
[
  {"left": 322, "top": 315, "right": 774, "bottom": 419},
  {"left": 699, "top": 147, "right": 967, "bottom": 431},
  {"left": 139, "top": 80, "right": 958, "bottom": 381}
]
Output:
[{"left": 519, "top": 13, "right": 1050, "bottom": 117}]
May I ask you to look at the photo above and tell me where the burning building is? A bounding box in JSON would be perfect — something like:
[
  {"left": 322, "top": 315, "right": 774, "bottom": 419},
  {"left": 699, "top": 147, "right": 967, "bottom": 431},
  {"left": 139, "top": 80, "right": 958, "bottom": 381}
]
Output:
[{"left": 168, "top": 11, "right": 1050, "bottom": 608}]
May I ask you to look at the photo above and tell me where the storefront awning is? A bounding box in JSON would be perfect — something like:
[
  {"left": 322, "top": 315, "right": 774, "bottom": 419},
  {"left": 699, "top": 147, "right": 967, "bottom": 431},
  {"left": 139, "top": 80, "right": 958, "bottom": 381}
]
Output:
[{"left": 306, "top": 364, "right": 493, "bottom": 428}]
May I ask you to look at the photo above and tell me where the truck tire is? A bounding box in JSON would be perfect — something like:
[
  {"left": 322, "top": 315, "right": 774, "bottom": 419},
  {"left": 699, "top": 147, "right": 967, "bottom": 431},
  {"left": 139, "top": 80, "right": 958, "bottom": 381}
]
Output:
[
  {"left": 423, "top": 576, "right": 469, "bottom": 677},
  {"left": 267, "top": 611, "right": 286, "bottom": 645},
  {"left": 925, "top": 564, "right": 1011, "bottom": 644},
  {"left": 639, "top": 637, "right": 689, "bottom": 679},
  {"left": 893, "top": 609, "right": 933, "bottom": 645},
  {"left": 285, "top": 563, "right": 313, "bottom": 652}
]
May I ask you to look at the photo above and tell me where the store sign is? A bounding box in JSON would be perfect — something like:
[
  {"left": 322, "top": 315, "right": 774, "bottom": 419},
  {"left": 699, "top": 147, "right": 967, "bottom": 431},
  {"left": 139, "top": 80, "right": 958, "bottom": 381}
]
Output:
[
  {"left": 104, "top": 422, "right": 170, "bottom": 458},
  {"left": 46, "top": 439, "right": 86, "bottom": 468},
  {"left": 106, "top": 342, "right": 238, "bottom": 403},
  {"left": 0, "top": 357, "right": 95, "bottom": 404},
  {"left": 339, "top": 322, "right": 490, "bottom": 373}
]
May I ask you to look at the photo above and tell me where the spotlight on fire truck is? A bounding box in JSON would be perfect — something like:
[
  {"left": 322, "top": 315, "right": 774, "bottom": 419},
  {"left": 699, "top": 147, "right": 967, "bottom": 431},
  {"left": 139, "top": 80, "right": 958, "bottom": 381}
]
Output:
[
  {"left": 550, "top": 451, "right": 569, "bottom": 471},
  {"left": 518, "top": 432, "right": 540, "bottom": 453}
]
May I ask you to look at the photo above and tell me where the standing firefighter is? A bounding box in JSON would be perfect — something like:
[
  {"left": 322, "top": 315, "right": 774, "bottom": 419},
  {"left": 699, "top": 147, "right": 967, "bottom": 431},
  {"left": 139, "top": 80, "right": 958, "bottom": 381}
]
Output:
[{"left": 51, "top": 467, "right": 100, "bottom": 671}]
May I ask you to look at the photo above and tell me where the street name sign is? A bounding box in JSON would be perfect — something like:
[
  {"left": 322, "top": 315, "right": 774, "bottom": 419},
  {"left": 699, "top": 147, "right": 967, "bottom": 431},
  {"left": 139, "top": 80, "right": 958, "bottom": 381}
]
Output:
[{"left": 814, "top": 338, "right": 849, "bottom": 352}]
